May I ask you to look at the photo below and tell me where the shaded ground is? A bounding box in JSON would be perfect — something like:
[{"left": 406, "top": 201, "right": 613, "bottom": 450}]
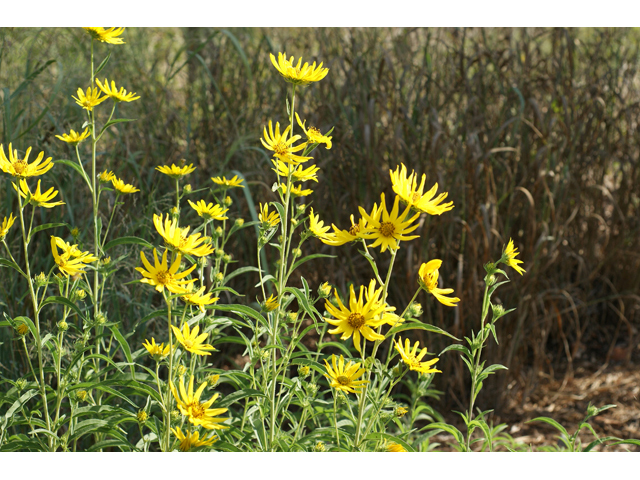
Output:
[{"left": 434, "top": 362, "right": 640, "bottom": 451}]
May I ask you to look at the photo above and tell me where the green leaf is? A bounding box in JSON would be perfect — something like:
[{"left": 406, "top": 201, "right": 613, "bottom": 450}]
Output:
[
  {"left": 110, "top": 325, "right": 135, "bottom": 379},
  {"left": 103, "top": 236, "right": 152, "bottom": 251},
  {"left": 387, "top": 322, "right": 460, "bottom": 341},
  {"left": 527, "top": 416, "right": 570, "bottom": 439},
  {"left": 422, "top": 422, "right": 465, "bottom": 445},
  {"left": 216, "top": 389, "right": 264, "bottom": 408},
  {"left": 290, "top": 253, "right": 336, "bottom": 273},
  {"left": 69, "top": 419, "right": 110, "bottom": 441},
  {"left": 99, "top": 118, "right": 136, "bottom": 136},
  {"left": 439, "top": 343, "right": 471, "bottom": 358},
  {"left": 94, "top": 51, "right": 112, "bottom": 77},
  {"left": 224, "top": 266, "right": 259, "bottom": 282},
  {"left": 0, "top": 258, "right": 27, "bottom": 278},
  {"left": 39, "top": 296, "right": 84, "bottom": 319},
  {"left": 54, "top": 159, "right": 90, "bottom": 185},
  {"left": 28, "top": 222, "right": 67, "bottom": 242},
  {"left": 317, "top": 341, "right": 353, "bottom": 357},
  {"left": 214, "top": 304, "right": 268, "bottom": 330}
]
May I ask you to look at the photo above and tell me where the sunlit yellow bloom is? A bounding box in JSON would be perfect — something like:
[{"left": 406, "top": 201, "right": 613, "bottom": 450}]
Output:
[
  {"left": 95, "top": 78, "right": 140, "bottom": 102},
  {"left": 390, "top": 163, "right": 454, "bottom": 215},
  {"left": 271, "top": 159, "right": 320, "bottom": 183},
  {"left": 142, "top": 337, "right": 170, "bottom": 360},
  {"left": 211, "top": 175, "right": 244, "bottom": 188},
  {"left": 295, "top": 113, "right": 332, "bottom": 149},
  {"left": 170, "top": 375, "right": 229, "bottom": 430},
  {"left": 364, "top": 279, "right": 401, "bottom": 326},
  {"left": 270, "top": 52, "right": 329, "bottom": 86},
  {"left": 171, "top": 427, "right": 217, "bottom": 452},
  {"left": 263, "top": 294, "right": 279, "bottom": 312},
  {"left": 55, "top": 127, "right": 91, "bottom": 145},
  {"left": 99, "top": 170, "right": 115, "bottom": 183},
  {"left": 308, "top": 208, "right": 335, "bottom": 242},
  {"left": 502, "top": 238, "right": 526, "bottom": 275},
  {"left": 258, "top": 203, "right": 280, "bottom": 227},
  {"left": 135, "top": 248, "right": 196, "bottom": 294},
  {"left": 322, "top": 214, "right": 373, "bottom": 247},
  {"left": 156, "top": 162, "right": 195, "bottom": 179},
  {"left": 83, "top": 27, "right": 125, "bottom": 44},
  {"left": 153, "top": 214, "right": 214, "bottom": 257},
  {"left": 110, "top": 176, "right": 139, "bottom": 194},
  {"left": 171, "top": 323, "right": 216, "bottom": 356},
  {"left": 181, "top": 286, "right": 219, "bottom": 313},
  {"left": 72, "top": 87, "right": 106, "bottom": 111},
  {"left": 0, "top": 214, "right": 16, "bottom": 241},
  {"left": 359, "top": 193, "right": 420, "bottom": 253},
  {"left": 280, "top": 183, "right": 312, "bottom": 197},
  {"left": 418, "top": 259, "right": 460, "bottom": 307},
  {"left": 0, "top": 143, "right": 53, "bottom": 178},
  {"left": 387, "top": 442, "right": 407, "bottom": 452},
  {"left": 53, "top": 236, "right": 98, "bottom": 263},
  {"left": 188, "top": 200, "right": 228, "bottom": 221},
  {"left": 323, "top": 354, "right": 368, "bottom": 394},
  {"left": 394, "top": 337, "right": 441, "bottom": 375},
  {"left": 51, "top": 236, "right": 93, "bottom": 277},
  {"left": 260, "top": 120, "right": 311, "bottom": 165},
  {"left": 324, "top": 280, "right": 387, "bottom": 353},
  {"left": 14, "top": 179, "right": 65, "bottom": 208}
]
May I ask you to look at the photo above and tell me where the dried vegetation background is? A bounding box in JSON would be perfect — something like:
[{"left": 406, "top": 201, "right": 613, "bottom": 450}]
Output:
[{"left": 1, "top": 27, "right": 639, "bottom": 446}]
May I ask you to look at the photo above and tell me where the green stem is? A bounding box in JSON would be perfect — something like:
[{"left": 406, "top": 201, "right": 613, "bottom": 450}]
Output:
[
  {"left": 100, "top": 193, "right": 120, "bottom": 248},
  {"left": 165, "top": 296, "right": 173, "bottom": 452}
]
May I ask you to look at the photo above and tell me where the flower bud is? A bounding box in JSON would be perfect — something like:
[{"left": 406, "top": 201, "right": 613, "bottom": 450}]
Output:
[
  {"left": 101, "top": 256, "right": 111, "bottom": 266},
  {"left": 15, "top": 378, "right": 27, "bottom": 391},
  {"left": 215, "top": 226, "right": 223, "bottom": 237},
  {"left": 183, "top": 184, "right": 192, "bottom": 194},
  {"left": 313, "top": 441, "right": 326, "bottom": 452},
  {"left": 392, "top": 364, "right": 403, "bottom": 378},
  {"left": 291, "top": 218, "right": 299, "bottom": 228},
  {"left": 137, "top": 410, "right": 149, "bottom": 424},
  {"left": 207, "top": 374, "right": 220, "bottom": 387},
  {"left": 491, "top": 303, "right": 505, "bottom": 319},
  {"left": 35, "top": 272, "right": 48, "bottom": 288},
  {"left": 296, "top": 204, "right": 306, "bottom": 215},
  {"left": 223, "top": 196, "right": 233, "bottom": 207},
  {"left": 486, "top": 274, "right": 497, "bottom": 287},
  {"left": 176, "top": 365, "right": 188, "bottom": 377},
  {"left": 75, "top": 289, "right": 87, "bottom": 300},
  {"left": 70, "top": 227, "right": 80, "bottom": 238},
  {"left": 15, "top": 323, "right": 29, "bottom": 337},
  {"left": 408, "top": 302, "right": 423, "bottom": 317},
  {"left": 306, "top": 382, "right": 319, "bottom": 396},
  {"left": 292, "top": 248, "right": 302, "bottom": 258},
  {"left": 318, "top": 282, "right": 332, "bottom": 298},
  {"left": 277, "top": 235, "right": 284, "bottom": 243},
  {"left": 95, "top": 312, "right": 107, "bottom": 325},
  {"left": 234, "top": 218, "right": 244, "bottom": 227},
  {"left": 197, "top": 257, "right": 208, "bottom": 268},
  {"left": 286, "top": 311, "right": 299, "bottom": 323},
  {"left": 214, "top": 272, "right": 224, "bottom": 283},
  {"left": 297, "top": 365, "right": 310, "bottom": 378},
  {"left": 395, "top": 406, "right": 408, "bottom": 418},
  {"left": 58, "top": 320, "right": 69, "bottom": 332},
  {"left": 171, "top": 410, "right": 181, "bottom": 421},
  {"left": 76, "top": 390, "right": 88, "bottom": 402},
  {"left": 214, "top": 249, "right": 224, "bottom": 259},
  {"left": 223, "top": 254, "right": 232, "bottom": 264}
]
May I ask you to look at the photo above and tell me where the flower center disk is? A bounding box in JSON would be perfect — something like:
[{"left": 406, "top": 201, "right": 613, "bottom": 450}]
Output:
[
  {"left": 379, "top": 222, "right": 395, "bottom": 237},
  {"left": 347, "top": 312, "right": 366, "bottom": 329}
]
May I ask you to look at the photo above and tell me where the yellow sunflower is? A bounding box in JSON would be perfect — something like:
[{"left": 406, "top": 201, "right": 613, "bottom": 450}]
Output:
[
  {"left": 263, "top": 294, "right": 279, "bottom": 312},
  {"left": 322, "top": 214, "right": 372, "bottom": 247},
  {"left": 181, "top": 286, "right": 219, "bottom": 313},
  {"left": 280, "top": 183, "right": 312, "bottom": 197},
  {"left": 111, "top": 177, "right": 140, "bottom": 194},
  {"left": 171, "top": 427, "right": 217, "bottom": 452},
  {"left": 95, "top": 78, "right": 140, "bottom": 102},
  {"left": 52, "top": 236, "right": 98, "bottom": 263},
  {"left": 153, "top": 213, "right": 214, "bottom": 257},
  {"left": 171, "top": 323, "right": 216, "bottom": 356},
  {"left": 323, "top": 354, "right": 368, "bottom": 394},
  {"left": 170, "top": 375, "right": 229, "bottom": 430},
  {"left": 359, "top": 193, "right": 421, "bottom": 253},
  {"left": 271, "top": 159, "right": 320, "bottom": 183},
  {"left": 51, "top": 236, "right": 95, "bottom": 277},
  {"left": 295, "top": 113, "right": 332, "bottom": 149},
  {"left": 72, "top": 86, "right": 106, "bottom": 111},
  {"left": 260, "top": 120, "right": 311, "bottom": 165},
  {"left": 324, "top": 280, "right": 388, "bottom": 353},
  {"left": 394, "top": 337, "right": 441, "bottom": 375},
  {"left": 269, "top": 52, "right": 329, "bottom": 86},
  {"left": 142, "top": 337, "right": 170, "bottom": 361},
  {"left": 390, "top": 163, "right": 454, "bottom": 215},
  {"left": 13, "top": 179, "right": 65, "bottom": 209},
  {"left": 0, "top": 214, "right": 16, "bottom": 241},
  {"left": 0, "top": 144, "right": 53, "bottom": 178},
  {"left": 188, "top": 200, "right": 228, "bottom": 221},
  {"left": 56, "top": 127, "right": 91, "bottom": 145},
  {"left": 502, "top": 238, "right": 526, "bottom": 275},
  {"left": 82, "top": 27, "right": 125, "bottom": 44},
  {"left": 156, "top": 162, "right": 196, "bottom": 179},
  {"left": 387, "top": 442, "right": 408, "bottom": 452},
  {"left": 99, "top": 170, "right": 116, "bottom": 183},
  {"left": 258, "top": 203, "right": 280, "bottom": 227},
  {"left": 211, "top": 175, "right": 244, "bottom": 188},
  {"left": 417, "top": 259, "right": 460, "bottom": 307},
  {"left": 135, "top": 248, "right": 196, "bottom": 294},
  {"left": 308, "top": 208, "right": 335, "bottom": 242}
]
